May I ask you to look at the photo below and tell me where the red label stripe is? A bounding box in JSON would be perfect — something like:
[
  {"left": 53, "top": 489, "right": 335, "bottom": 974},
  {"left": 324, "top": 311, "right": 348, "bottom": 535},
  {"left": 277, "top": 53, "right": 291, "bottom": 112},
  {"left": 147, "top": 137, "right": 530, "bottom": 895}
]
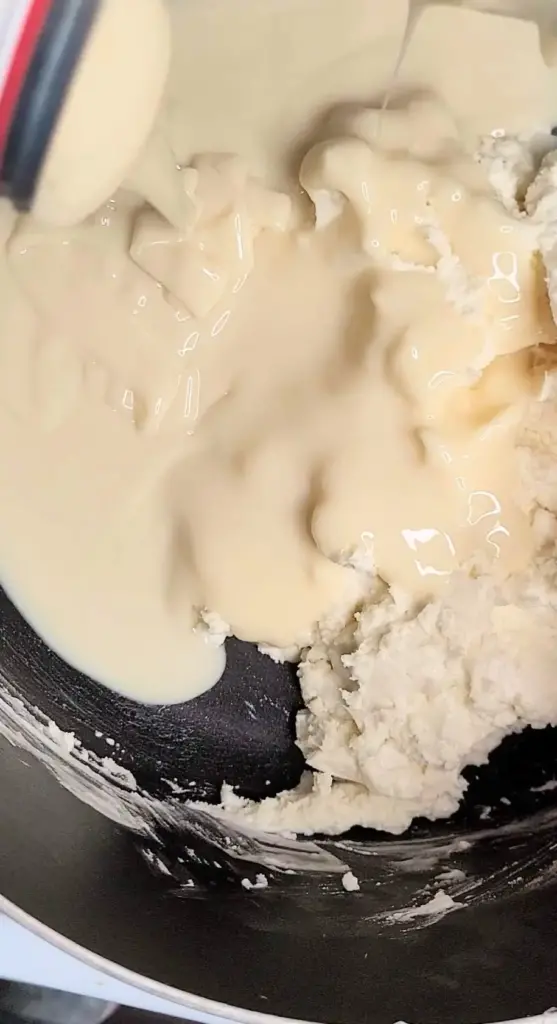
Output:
[{"left": 0, "top": 0, "right": 53, "bottom": 162}]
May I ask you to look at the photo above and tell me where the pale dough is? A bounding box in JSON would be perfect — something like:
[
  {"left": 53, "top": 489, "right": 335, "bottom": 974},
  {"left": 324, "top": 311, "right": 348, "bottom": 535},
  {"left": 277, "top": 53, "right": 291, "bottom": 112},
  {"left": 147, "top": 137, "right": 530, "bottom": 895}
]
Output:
[{"left": 212, "top": 140, "right": 557, "bottom": 837}]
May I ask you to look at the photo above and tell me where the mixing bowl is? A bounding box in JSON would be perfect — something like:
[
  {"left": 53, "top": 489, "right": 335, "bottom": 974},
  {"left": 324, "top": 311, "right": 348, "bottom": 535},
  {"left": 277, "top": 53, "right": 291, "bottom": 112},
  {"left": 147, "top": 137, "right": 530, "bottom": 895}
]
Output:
[{"left": 1, "top": 583, "right": 557, "bottom": 1024}]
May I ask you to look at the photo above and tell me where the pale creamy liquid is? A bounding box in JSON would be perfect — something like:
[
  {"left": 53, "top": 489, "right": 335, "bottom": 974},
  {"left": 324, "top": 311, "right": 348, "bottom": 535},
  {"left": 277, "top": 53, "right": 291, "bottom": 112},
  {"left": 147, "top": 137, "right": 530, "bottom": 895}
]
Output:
[
  {"left": 164, "top": 0, "right": 557, "bottom": 172},
  {"left": 427, "top": 1, "right": 557, "bottom": 63},
  {"left": 397, "top": 1, "right": 557, "bottom": 97},
  {"left": 0, "top": 0, "right": 556, "bottom": 703}
]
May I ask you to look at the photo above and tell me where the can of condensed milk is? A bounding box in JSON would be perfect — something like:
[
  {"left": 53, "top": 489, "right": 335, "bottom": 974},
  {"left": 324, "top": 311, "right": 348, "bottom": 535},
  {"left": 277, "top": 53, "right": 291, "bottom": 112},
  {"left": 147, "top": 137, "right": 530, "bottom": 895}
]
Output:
[{"left": 0, "top": 0, "right": 100, "bottom": 212}]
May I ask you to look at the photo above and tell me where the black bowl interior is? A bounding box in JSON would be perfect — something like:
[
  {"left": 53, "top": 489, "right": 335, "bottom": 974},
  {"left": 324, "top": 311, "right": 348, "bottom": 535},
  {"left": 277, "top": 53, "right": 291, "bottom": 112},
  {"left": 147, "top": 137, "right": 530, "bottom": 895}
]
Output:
[{"left": 1, "top": 585, "right": 557, "bottom": 1024}]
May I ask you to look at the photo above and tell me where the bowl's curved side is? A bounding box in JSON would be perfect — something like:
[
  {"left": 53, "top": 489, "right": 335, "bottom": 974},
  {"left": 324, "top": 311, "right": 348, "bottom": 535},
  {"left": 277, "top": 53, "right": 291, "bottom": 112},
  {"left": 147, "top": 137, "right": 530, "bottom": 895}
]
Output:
[
  {"left": 1, "top": 719, "right": 557, "bottom": 1024},
  {"left": 2, "top": 586, "right": 557, "bottom": 1024}
]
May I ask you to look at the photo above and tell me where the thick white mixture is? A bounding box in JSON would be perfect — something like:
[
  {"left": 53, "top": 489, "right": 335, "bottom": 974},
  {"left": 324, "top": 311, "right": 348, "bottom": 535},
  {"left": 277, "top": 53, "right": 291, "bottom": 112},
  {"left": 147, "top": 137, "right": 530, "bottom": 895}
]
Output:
[
  {"left": 215, "top": 139, "right": 557, "bottom": 835},
  {"left": 3, "top": 0, "right": 557, "bottom": 836}
]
